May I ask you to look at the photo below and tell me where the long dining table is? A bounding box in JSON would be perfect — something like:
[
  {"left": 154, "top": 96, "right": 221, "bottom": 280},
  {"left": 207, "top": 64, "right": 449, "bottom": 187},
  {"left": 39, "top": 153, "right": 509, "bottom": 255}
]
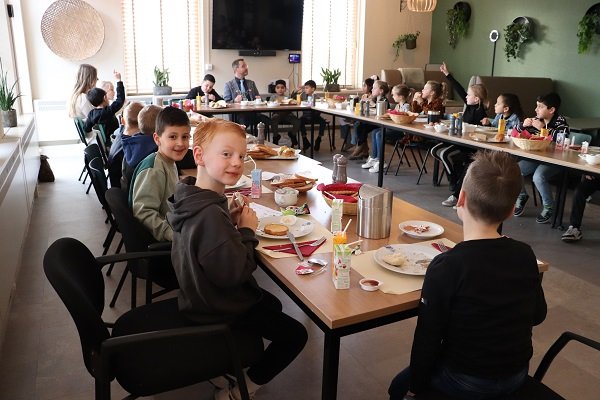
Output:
[{"left": 195, "top": 151, "right": 549, "bottom": 400}]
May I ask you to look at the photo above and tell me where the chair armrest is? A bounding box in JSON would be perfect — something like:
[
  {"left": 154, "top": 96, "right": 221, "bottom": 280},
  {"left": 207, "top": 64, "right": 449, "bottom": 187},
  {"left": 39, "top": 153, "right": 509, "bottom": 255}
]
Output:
[
  {"left": 533, "top": 331, "right": 600, "bottom": 381},
  {"left": 95, "top": 251, "right": 171, "bottom": 267},
  {"left": 148, "top": 241, "right": 172, "bottom": 251}
]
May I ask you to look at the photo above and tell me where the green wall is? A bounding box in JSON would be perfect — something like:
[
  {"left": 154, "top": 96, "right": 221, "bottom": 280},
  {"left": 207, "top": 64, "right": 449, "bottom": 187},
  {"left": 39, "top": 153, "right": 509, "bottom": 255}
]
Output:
[{"left": 430, "top": 0, "right": 600, "bottom": 117}]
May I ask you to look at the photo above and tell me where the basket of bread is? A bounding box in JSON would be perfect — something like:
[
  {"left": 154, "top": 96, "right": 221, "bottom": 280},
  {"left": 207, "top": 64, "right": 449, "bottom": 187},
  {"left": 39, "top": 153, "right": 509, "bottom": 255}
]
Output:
[
  {"left": 271, "top": 172, "right": 316, "bottom": 193},
  {"left": 511, "top": 128, "right": 552, "bottom": 151},
  {"left": 388, "top": 110, "right": 419, "bottom": 124},
  {"left": 325, "top": 95, "right": 346, "bottom": 108},
  {"left": 247, "top": 144, "right": 296, "bottom": 159},
  {"left": 317, "top": 182, "right": 363, "bottom": 215}
]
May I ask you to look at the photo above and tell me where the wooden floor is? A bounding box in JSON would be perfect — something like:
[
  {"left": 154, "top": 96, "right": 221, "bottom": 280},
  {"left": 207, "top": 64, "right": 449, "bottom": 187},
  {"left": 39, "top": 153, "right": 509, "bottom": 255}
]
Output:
[{"left": 0, "top": 142, "right": 599, "bottom": 399}]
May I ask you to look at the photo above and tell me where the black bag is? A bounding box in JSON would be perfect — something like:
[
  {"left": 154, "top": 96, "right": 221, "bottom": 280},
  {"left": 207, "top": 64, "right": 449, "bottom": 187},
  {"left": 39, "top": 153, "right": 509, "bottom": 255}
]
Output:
[{"left": 38, "top": 155, "right": 55, "bottom": 182}]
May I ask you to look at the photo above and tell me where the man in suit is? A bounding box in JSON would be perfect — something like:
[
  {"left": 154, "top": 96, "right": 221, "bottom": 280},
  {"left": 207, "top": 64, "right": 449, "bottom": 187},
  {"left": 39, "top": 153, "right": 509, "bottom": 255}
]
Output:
[{"left": 223, "top": 59, "right": 271, "bottom": 139}]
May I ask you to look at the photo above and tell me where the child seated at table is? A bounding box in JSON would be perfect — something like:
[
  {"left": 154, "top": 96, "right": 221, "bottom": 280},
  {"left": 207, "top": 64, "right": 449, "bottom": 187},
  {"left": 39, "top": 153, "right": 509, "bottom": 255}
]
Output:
[
  {"left": 167, "top": 118, "right": 307, "bottom": 400},
  {"left": 481, "top": 93, "right": 523, "bottom": 130},
  {"left": 107, "top": 101, "right": 144, "bottom": 187},
  {"left": 561, "top": 174, "right": 600, "bottom": 243},
  {"left": 83, "top": 71, "right": 125, "bottom": 146},
  {"left": 513, "top": 92, "right": 570, "bottom": 223},
  {"left": 388, "top": 150, "right": 547, "bottom": 400},
  {"left": 269, "top": 79, "right": 300, "bottom": 147},
  {"left": 299, "top": 79, "right": 327, "bottom": 151},
  {"left": 341, "top": 77, "right": 374, "bottom": 152},
  {"left": 130, "top": 106, "right": 191, "bottom": 241},
  {"left": 410, "top": 80, "right": 445, "bottom": 115}
]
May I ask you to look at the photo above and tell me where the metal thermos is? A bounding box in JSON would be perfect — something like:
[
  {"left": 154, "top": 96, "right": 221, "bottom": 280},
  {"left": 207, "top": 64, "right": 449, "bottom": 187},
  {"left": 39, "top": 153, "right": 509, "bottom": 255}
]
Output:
[
  {"left": 376, "top": 100, "right": 386, "bottom": 117},
  {"left": 427, "top": 110, "right": 441, "bottom": 124},
  {"left": 357, "top": 185, "right": 392, "bottom": 239},
  {"left": 448, "top": 114, "right": 456, "bottom": 135},
  {"left": 257, "top": 122, "right": 265, "bottom": 144}
]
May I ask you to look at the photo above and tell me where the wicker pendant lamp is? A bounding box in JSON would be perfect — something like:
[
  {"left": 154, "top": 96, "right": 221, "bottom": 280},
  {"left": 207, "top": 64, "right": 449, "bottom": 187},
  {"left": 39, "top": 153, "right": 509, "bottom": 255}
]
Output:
[{"left": 407, "top": 0, "right": 437, "bottom": 12}]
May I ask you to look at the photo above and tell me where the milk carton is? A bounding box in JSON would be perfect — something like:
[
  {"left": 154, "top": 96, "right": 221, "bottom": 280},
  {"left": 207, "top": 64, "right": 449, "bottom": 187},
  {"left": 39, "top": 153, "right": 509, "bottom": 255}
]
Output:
[{"left": 332, "top": 243, "right": 351, "bottom": 289}]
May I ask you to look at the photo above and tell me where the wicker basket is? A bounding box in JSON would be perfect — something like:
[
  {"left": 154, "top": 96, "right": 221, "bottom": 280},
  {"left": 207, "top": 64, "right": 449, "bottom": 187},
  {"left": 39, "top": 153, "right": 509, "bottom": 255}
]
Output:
[
  {"left": 389, "top": 113, "right": 418, "bottom": 124},
  {"left": 322, "top": 193, "right": 358, "bottom": 215},
  {"left": 511, "top": 137, "right": 552, "bottom": 151}
]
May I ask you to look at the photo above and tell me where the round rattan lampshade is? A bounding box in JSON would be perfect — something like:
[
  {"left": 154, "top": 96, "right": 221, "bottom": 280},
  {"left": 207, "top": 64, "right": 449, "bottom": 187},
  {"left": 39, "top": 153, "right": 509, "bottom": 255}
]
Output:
[
  {"left": 41, "top": 0, "right": 105, "bottom": 61},
  {"left": 407, "top": 0, "right": 437, "bottom": 12}
]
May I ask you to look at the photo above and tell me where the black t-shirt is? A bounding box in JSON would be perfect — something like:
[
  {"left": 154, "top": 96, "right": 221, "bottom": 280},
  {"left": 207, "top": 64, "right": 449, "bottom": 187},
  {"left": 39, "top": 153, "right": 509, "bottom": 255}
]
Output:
[{"left": 409, "top": 237, "right": 547, "bottom": 393}]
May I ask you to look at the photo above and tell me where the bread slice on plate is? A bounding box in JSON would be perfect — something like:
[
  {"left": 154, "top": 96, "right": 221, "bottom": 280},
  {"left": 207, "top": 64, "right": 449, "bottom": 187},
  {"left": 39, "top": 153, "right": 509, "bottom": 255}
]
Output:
[{"left": 264, "top": 223, "right": 289, "bottom": 236}]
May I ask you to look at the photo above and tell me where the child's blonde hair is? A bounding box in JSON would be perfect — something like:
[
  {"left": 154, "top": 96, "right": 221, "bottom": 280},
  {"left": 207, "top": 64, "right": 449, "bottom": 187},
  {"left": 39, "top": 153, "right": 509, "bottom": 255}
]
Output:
[
  {"left": 374, "top": 80, "right": 390, "bottom": 96},
  {"left": 68, "top": 64, "right": 98, "bottom": 118},
  {"left": 463, "top": 151, "right": 522, "bottom": 224},
  {"left": 193, "top": 118, "right": 246, "bottom": 149},
  {"left": 123, "top": 102, "right": 144, "bottom": 128},
  {"left": 470, "top": 83, "right": 489, "bottom": 110},
  {"left": 425, "top": 80, "right": 447, "bottom": 100},
  {"left": 392, "top": 84, "right": 411, "bottom": 102},
  {"left": 137, "top": 105, "right": 162, "bottom": 135}
]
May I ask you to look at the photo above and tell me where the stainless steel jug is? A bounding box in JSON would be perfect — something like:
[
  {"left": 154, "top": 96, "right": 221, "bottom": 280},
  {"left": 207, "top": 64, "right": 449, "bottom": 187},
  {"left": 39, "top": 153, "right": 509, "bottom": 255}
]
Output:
[{"left": 357, "top": 185, "right": 392, "bottom": 239}]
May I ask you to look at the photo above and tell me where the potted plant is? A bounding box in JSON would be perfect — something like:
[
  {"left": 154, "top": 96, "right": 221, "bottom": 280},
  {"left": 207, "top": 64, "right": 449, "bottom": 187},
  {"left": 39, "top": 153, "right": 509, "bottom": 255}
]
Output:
[
  {"left": 0, "top": 58, "right": 21, "bottom": 128},
  {"left": 392, "top": 31, "right": 421, "bottom": 58},
  {"left": 504, "top": 17, "right": 534, "bottom": 62},
  {"left": 152, "top": 65, "right": 172, "bottom": 95},
  {"left": 577, "top": 12, "right": 600, "bottom": 54},
  {"left": 446, "top": 2, "right": 471, "bottom": 48},
  {"left": 320, "top": 67, "right": 341, "bottom": 92}
]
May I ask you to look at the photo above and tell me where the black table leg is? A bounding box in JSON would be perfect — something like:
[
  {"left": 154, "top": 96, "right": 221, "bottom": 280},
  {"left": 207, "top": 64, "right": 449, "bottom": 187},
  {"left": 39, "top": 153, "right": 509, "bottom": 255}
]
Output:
[
  {"left": 310, "top": 110, "right": 315, "bottom": 159},
  {"left": 322, "top": 331, "right": 340, "bottom": 400},
  {"left": 332, "top": 115, "right": 336, "bottom": 150},
  {"left": 378, "top": 127, "right": 386, "bottom": 187},
  {"left": 552, "top": 169, "right": 569, "bottom": 229}
]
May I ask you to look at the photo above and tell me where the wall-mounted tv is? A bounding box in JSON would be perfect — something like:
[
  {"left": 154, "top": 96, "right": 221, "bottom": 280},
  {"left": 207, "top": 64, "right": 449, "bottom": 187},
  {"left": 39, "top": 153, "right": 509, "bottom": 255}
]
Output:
[{"left": 212, "top": 0, "right": 303, "bottom": 51}]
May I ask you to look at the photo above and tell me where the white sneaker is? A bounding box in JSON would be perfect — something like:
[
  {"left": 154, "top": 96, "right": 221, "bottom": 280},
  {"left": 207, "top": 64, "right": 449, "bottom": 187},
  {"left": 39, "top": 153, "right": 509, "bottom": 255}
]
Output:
[
  {"left": 368, "top": 161, "right": 388, "bottom": 173},
  {"left": 442, "top": 195, "right": 458, "bottom": 207},
  {"left": 361, "top": 157, "right": 377, "bottom": 169}
]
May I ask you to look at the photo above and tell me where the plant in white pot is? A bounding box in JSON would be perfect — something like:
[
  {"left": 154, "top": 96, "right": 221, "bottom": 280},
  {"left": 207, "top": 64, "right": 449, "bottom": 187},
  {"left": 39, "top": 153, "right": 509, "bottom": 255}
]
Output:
[
  {"left": 320, "top": 67, "right": 341, "bottom": 92},
  {"left": 153, "top": 65, "right": 172, "bottom": 95},
  {"left": 0, "top": 58, "right": 21, "bottom": 128}
]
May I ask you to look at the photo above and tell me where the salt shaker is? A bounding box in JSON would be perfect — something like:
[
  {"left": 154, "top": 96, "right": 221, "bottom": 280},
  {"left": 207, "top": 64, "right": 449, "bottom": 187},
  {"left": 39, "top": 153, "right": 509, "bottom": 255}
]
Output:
[
  {"left": 257, "top": 122, "right": 265, "bottom": 144},
  {"left": 335, "top": 155, "right": 348, "bottom": 184}
]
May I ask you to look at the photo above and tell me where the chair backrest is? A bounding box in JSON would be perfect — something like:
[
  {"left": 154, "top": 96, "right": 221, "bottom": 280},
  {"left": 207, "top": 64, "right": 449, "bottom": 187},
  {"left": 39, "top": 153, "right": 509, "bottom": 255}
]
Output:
[
  {"left": 43, "top": 237, "right": 110, "bottom": 377},
  {"left": 105, "top": 188, "right": 156, "bottom": 253},
  {"left": 570, "top": 132, "right": 592, "bottom": 145},
  {"left": 74, "top": 117, "right": 89, "bottom": 146},
  {"left": 85, "top": 144, "right": 111, "bottom": 213},
  {"left": 95, "top": 124, "right": 110, "bottom": 165}
]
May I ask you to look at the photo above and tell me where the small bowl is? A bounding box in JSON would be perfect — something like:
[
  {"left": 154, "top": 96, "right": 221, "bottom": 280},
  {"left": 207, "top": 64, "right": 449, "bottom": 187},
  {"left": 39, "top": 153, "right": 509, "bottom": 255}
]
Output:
[
  {"left": 584, "top": 153, "right": 600, "bottom": 165},
  {"left": 433, "top": 124, "right": 447, "bottom": 133},
  {"left": 359, "top": 278, "right": 382, "bottom": 291},
  {"left": 267, "top": 101, "right": 279, "bottom": 107},
  {"left": 274, "top": 187, "right": 299, "bottom": 207},
  {"left": 280, "top": 215, "right": 297, "bottom": 226},
  {"left": 240, "top": 100, "right": 249, "bottom": 107}
]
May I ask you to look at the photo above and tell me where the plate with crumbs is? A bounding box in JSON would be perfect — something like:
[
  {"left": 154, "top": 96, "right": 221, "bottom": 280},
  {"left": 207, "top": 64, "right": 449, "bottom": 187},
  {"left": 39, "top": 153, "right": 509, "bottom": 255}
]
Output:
[{"left": 399, "top": 220, "right": 444, "bottom": 239}]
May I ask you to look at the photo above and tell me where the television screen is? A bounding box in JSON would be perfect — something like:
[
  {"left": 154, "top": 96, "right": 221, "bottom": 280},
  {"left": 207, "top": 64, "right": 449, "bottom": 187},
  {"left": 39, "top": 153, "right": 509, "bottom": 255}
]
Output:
[
  {"left": 212, "top": 0, "right": 303, "bottom": 50},
  {"left": 288, "top": 53, "right": 301, "bottom": 63}
]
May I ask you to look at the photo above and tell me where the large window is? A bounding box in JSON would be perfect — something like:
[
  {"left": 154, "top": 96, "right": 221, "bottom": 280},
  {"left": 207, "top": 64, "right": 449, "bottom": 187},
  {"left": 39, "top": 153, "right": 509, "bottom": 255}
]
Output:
[
  {"left": 301, "top": 0, "right": 358, "bottom": 88},
  {"left": 121, "top": 0, "right": 201, "bottom": 94}
]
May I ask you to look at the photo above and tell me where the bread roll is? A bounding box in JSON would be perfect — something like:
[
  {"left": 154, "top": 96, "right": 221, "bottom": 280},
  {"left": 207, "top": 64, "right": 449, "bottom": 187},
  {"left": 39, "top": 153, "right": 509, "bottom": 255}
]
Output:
[{"left": 264, "top": 223, "right": 288, "bottom": 236}]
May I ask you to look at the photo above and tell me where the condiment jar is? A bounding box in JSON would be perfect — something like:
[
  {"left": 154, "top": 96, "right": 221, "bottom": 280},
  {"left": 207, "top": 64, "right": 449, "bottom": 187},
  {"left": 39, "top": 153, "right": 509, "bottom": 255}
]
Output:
[{"left": 427, "top": 110, "right": 441, "bottom": 124}]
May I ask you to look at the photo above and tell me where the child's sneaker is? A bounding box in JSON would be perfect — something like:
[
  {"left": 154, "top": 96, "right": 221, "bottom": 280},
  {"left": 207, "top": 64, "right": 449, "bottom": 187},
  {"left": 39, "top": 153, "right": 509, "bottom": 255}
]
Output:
[
  {"left": 535, "top": 206, "right": 553, "bottom": 224},
  {"left": 561, "top": 226, "right": 582, "bottom": 242},
  {"left": 513, "top": 194, "right": 529, "bottom": 217},
  {"left": 442, "top": 195, "right": 458, "bottom": 207},
  {"left": 368, "top": 161, "right": 388, "bottom": 173},
  {"left": 361, "top": 157, "right": 377, "bottom": 169}
]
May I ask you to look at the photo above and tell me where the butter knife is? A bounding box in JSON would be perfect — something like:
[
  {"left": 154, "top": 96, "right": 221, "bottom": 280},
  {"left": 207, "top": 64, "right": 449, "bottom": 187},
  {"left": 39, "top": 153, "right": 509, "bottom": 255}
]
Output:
[{"left": 287, "top": 231, "right": 304, "bottom": 261}]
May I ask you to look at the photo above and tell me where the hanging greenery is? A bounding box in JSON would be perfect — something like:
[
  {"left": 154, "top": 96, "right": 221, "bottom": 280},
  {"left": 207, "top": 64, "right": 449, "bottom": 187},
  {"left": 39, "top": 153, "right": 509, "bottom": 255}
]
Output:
[
  {"left": 392, "top": 31, "right": 421, "bottom": 58},
  {"left": 503, "top": 19, "right": 533, "bottom": 62},
  {"left": 446, "top": 7, "right": 469, "bottom": 48},
  {"left": 577, "top": 13, "right": 600, "bottom": 54}
]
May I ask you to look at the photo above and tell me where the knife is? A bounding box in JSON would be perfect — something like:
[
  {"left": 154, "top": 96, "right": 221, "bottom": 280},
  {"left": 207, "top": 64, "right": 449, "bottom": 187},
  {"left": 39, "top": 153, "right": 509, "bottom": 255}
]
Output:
[{"left": 287, "top": 231, "right": 304, "bottom": 261}]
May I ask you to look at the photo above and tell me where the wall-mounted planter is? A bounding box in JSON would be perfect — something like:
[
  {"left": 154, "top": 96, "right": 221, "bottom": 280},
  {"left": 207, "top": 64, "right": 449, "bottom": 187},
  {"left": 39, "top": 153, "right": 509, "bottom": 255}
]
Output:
[
  {"left": 446, "top": 2, "right": 471, "bottom": 48},
  {"left": 504, "top": 16, "right": 534, "bottom": 62},
  {"left": 577, "top": 3, "right": 600, "bottom": 54}
]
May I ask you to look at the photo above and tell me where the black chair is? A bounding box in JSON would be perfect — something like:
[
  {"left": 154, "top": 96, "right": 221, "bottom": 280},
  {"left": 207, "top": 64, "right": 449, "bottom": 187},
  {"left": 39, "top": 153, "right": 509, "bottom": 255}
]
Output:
[
  {"left": 43, "top": 237, "right": 261, "bottom": 400},
  {"left": 74, "top": 117, "right": 91, "bottom": 187},
  {"left": 412, "top": 331, "right": 600, "bottom": 400},
  {"left": 84, "top": 144, "right": 122, "bottom": 257},
  {"left": 105, "top": 188, "right": 178, "bottom": 308}
]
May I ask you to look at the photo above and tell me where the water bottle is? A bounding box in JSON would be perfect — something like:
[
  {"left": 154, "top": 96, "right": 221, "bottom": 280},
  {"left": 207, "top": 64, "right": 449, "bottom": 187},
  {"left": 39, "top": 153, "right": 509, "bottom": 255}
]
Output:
[{"left": 257, "top": 122, "right": 265, "bottom": 145}]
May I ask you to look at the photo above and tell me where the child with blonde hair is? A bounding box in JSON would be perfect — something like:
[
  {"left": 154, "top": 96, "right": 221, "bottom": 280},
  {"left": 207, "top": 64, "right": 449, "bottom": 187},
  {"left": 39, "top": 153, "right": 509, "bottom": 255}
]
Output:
[
  {"left": 351, "top": 80, "right": 390, "bottom": 160},
  {"left": 167, "top": 119, "right": 307, "bottom": 400}
]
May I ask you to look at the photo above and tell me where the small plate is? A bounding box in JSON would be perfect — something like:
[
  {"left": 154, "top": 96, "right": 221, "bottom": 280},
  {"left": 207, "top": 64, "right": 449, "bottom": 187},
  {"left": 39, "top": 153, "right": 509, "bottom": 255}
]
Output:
[
  {"left": 423, "top": 124, "right": 435, "bottom": 129},
  {"left": 399, "top": 220, "right": 444, "bottom": 239},
  {"left": 469, "top": 134, "right": 510, "bottom": 143},
  {"left": 359, "top": 278, "right": 382, "bottom": 291},
  {"left": 373, "top": 244, "right": 439, "bottom": 275},
  {"left": 256, "top": 216, "right": 314, "bottom": 239},
  {"left": 475, "top": 126, "right": 497, "bottom": 133},
  {"left": 225, "top": 175, "right": 251, "bottom": 190}
]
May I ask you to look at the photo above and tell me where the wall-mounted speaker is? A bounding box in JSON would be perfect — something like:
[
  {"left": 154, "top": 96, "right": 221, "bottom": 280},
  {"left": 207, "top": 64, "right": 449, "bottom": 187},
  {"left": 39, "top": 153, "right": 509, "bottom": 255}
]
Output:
[{"left": 238, "top": 50, "right": 277, "bottom": 57}]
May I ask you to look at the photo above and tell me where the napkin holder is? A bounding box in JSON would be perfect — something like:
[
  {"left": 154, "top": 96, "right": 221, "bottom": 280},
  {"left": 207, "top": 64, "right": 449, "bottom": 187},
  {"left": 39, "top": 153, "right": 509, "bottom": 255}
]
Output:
[{"left": 356, "top": 184, "right": 392, "bottom": 239}]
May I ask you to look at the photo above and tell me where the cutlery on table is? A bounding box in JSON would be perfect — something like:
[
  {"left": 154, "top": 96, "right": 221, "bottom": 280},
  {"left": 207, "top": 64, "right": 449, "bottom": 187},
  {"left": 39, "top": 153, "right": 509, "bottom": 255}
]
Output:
[
  {"left": 287, "top": 231, "right": 304, "bottom": 261},
  {"left": 433, "top": 241, "right": 451, "bottom": 252},
  {"left": 270, "top": 236, "right": 326, "bottom": 252}
]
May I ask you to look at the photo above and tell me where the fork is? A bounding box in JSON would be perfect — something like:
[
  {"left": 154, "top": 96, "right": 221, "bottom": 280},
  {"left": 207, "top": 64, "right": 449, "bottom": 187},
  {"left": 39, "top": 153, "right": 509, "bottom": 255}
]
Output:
[
  {"left": 435, "top": 241, "right": 449, "bottom": 252},
  {"left": 271, "top": 236, "right": 326, "bottom": 252}
]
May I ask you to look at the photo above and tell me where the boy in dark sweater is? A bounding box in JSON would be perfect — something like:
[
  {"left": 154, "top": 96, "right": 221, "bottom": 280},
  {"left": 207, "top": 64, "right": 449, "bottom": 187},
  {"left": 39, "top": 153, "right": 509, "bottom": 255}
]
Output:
[
  {"left": 84, "top": 71, "right": 125, "bottom": 146},
  {"left": 167, "top": 119, "right": 307, "bottom": 400},
  {"left": 389, "top": 150, "right": 547, "bottom": 400}
]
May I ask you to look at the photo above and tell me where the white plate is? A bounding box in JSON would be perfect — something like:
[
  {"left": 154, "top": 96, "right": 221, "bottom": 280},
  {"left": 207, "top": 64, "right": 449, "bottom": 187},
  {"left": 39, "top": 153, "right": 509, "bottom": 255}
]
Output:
[
  {"left": 373, "top": 244, "right": 439, "bottom": 275},
  {"left": 399, "top": 220, "right": 444, "bottom": 239},
  {"left": 469, "top": 134, "right": 510, "bottom": 143},
  {"left": 423, "top": 124, "right": 435, "bottom": 129},
  {"left": 475, "top": 126, "right": 497, "bottom": 133},
  {"left": 256, "top": 216, "right": 314, "bottom": 239},
  {"left": 225, "top": 175, "right": 251, "bottom": 190}
]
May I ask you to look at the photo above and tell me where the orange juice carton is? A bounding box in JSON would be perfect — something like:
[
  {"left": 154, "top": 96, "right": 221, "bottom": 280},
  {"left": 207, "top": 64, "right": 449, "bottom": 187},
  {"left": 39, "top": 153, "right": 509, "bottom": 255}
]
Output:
[{"left": 332, "top": 243, "right": 351, "bottom": 289}]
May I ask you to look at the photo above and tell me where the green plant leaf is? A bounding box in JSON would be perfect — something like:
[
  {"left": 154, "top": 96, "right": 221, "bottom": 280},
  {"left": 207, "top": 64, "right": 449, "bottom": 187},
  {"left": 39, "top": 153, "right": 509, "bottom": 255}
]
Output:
[
  {"left": 0, "top": 58, "right": 21, "bottom": 111},
  {"left": 577, "top": 13, "right": 600, "bottom": 54}
]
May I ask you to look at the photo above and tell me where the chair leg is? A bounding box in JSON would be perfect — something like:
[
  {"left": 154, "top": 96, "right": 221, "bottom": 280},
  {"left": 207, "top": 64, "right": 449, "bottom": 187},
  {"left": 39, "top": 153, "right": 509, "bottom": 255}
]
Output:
[
  {"left": 131, "top": 275, "right": 137, "bottom": 309},
  {"left": 385, "top": 139, "right": 401, "bottom": 175},
  {"left": 106, "top": 237, "right": 124, "bottom": 276},
  {"left": 79, "top": 165, "right": 86, "bottom": 181},
  {"left": 86, "top": 181, "right": 92, "bottom": 195},
  {"left": 82, "top": 171, "right": 89, "bottom": 184},
  {"left": 145, "top": 278, "right": 152, "bottom": 305},
  {"left": 327, "top": 122, "right": 334, "bottom": 151},
  {"left": 416, "top": 148, "right": 430, "bottom": 185},
  {"left": 109, "top": 265, "right": 129, "bottom": 308}
]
